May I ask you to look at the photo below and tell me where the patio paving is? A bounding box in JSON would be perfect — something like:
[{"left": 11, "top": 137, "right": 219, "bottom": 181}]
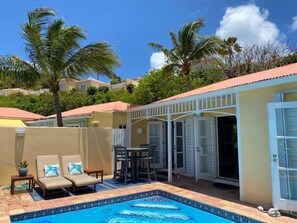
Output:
[{"left": 0, "top": 175, "right": 296, "bottom": 223}]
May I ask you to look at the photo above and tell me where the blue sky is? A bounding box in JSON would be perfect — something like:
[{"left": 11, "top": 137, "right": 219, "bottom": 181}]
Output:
[{"left": 0, "top": 0, "right": 297, "bottom": 83}]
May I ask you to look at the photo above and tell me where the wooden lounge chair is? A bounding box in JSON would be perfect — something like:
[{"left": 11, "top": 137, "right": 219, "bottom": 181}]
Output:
[
  {"left": 61, "top": 155, "right": 101, "bottom": 192},
  {"left": 35, "top": 155, "right": 72, "bottom": 198}
]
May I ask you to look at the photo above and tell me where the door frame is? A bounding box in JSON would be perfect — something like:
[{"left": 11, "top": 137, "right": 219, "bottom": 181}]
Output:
[
  {"left": 147, "top": 121, "right": 164, "bottom": 169},
  {"left": 174, "top": 120, "right": 186, "bottom": 174},
  {"left": 268, "top": 101, "right": 297, "bottom": 211},
  {"left": 216, "top": 115, "right": 239, "bottom": 181},
  {"left": 195, "top": 116, "right": 217, "bottom": 180}
]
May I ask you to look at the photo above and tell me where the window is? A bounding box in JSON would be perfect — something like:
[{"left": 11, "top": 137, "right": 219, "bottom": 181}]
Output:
[
  {"left": 119, "top": 124, "right": 126, "bottom": 129},
  {"left": 59, "top": 83, "right": 64, "bottom": 89},
  {"left": 80, "top": 85, "right": 86, "bottom": 90}
]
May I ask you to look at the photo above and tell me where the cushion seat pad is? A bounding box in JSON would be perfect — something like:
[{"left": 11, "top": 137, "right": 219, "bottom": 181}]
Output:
[
  {"left": 38, "top": 176, "right": 72, "bottom": 190},
  {"left": 64, "top": 174, "right": 100, "bottom": 187}
]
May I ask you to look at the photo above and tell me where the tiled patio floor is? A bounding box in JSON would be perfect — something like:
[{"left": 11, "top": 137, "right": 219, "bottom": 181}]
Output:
[{"left": 0, "top": 175, "right": 296, "bottom": 223}]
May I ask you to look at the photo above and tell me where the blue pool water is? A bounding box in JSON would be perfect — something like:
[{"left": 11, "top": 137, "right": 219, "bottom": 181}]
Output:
[{"left": 16, "top": 196, "right": 235, "bottom": 223}]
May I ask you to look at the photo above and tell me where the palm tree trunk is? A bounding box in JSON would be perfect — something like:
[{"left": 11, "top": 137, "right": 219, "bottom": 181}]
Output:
[
  {"left": 186, "top": 75, "right": 193, "bottom": 91},
  {"left": 53, "top": 91, "right": 63, "bottom": 127}
]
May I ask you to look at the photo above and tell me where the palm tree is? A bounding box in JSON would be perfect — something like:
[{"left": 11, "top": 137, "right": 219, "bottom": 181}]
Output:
[
  {"left": 149, "top": 19, "right": 219, "bottom": 90},
  {"left": 0, "top": 8, "right": 120, "bottom": 127},
  {"left": 218, "top": 37, "right": 242, "bottom": 77}
]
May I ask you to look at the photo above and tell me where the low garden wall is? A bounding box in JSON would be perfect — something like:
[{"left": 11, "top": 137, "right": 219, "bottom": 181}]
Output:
[{"left": 0, "top": 127, "right": 112, "bottom": 186}]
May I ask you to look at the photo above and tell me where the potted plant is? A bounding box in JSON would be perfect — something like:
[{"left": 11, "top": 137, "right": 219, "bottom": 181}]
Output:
[{"left": 18, "top": 161, "right": 28, "bottom": 177}]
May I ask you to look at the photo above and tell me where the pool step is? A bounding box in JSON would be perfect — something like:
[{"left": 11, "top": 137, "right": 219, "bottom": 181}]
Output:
[
  {"left": 107, "top": 218, "right": 150, "bottom": 223},
  {"left": 118, "top": 210, "right": 190, "bottom": 220},
  {"left": 132, "top": 203, "right": 179, "bottom": 210}
]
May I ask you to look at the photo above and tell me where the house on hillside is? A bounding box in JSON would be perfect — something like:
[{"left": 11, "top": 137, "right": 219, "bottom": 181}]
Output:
[
  {"left": 110, "top": 78, "right": 142, "bottom": 91},
  {"left": 29, "top": 101, "right": 131, "bottom": 128},
  {"left": 127, "top": 63, "right": 297, "bottom": 212},
  {"left": 59, "top": 77, "right": 110, "bottom": 92},
  {"left": 0, "top": 88, "right": 49, "bottom": 96},
  {"left": 0, "top": 107, "right": 45, "bottom": 127}
]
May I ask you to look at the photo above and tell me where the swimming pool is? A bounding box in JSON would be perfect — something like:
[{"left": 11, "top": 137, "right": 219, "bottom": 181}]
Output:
[{"left": 10, "top": 190, "right": 261, "bottom": 223}]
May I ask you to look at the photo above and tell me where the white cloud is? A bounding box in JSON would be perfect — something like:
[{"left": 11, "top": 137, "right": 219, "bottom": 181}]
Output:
[
  {"left": 290, "top": 16, "right": 297, "bottom": 31},
  {"left": 150, "top": 52, "right": 166, "bottom": 69},
  {"left": 216, "top": 4, "right": 280, "bottom": 45}
]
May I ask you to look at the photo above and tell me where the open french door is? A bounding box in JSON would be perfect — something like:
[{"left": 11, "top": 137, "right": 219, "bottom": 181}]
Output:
[
  {"left": 195, "top": 117, "right": 217, "bottom": 180},
  {"left": 174, "top": 120, "right": 185, "bottom": 174},
  {"left": 147, "top": 121, "right": 163, "bottom": 169},
  {"left": 268, "top": 101, "right": 297, "bottom": 211}
]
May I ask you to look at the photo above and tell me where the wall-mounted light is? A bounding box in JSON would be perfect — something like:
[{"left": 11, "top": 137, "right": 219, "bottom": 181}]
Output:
[
  {"left": 137, "top": 127, "right": 143, "bottom": 135},
  {"left": 16, "top": 128, "right": 25, "bottom": 137},
  {"left": 90, "top": 121, "right": 100, "bottom": 127}
]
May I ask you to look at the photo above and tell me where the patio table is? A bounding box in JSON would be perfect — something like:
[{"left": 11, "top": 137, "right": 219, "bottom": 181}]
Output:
[{"left": 126, "top": 147, "right": 148, "bottom": 183}]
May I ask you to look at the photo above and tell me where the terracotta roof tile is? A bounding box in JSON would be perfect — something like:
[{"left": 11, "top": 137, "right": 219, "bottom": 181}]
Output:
[
  {"left": 0, "top": 107, "right": 45, "bottom": 121},
  {"left": 47, "top": 101, "right": 131, "bottom": 118},
  {"left": 157, "top": 63, "right": 297, "bottom": 103}
]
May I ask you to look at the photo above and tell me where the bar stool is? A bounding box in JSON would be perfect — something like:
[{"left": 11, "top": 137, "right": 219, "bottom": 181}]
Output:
[
  {"left": 138, "top": 144, "right": 157, "bottom": 183},
  {"left": 112, "top": 145, "right": 131, "bottom": 184}
]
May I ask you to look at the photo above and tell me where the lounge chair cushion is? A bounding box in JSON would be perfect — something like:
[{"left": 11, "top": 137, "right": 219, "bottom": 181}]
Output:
[
  {"left": 44, "top": 164, "right": 60, "bottom": 177},
  {"left": 38, "top": 176, "right": 72, "bottom": 190},
  {"left": 64, "top": 174, "right": 100, "bottom": 187},
  {"left": 69, "top": 162, "right": 83, "bottom": 175}
]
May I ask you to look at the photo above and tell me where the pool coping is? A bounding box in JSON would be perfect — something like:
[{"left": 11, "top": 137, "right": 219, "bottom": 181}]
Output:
[{"left": 10, "top": 189, "right": 263, "bottom": 222}]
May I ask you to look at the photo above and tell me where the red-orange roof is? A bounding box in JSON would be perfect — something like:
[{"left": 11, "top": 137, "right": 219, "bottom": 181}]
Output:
[
  {"left": 0, "top": 107, "right": 45, "bottom": 121},
  {"left": 47, "top": 101, "right": 131, "bottom": 118},
  {"left": 158, "top": 63, "right": 297, "bottom": 103}
]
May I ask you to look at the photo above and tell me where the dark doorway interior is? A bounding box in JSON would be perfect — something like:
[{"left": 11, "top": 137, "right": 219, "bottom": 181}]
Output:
[{"left": 218, "top": 116, "right": 239, "bottom": 180}]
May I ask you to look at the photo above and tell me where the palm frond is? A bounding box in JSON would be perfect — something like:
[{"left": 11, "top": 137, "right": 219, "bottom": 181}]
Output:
[
  {"left": 162, "top": 63, "right": 180, "bottom": 77},
  {"left": 27, "top": 7, "right": 56, "bottom": 28},
  {"left": 189, "top": 36, "right": 220, "bottom": 62},
  {"left": 148, "top": 42, "right": 178, "bottom": 62},
  {"left": 45, "top": 20, "right": 86, "bottom": 73},
  {"left": 21, "top": 8, "right": 56, "bottom": 74},
  {"left": 0, "top": 55, "right": 40, "bottom": 85},
  {"left": 178, "top": 19, "right": 205, "bottom": 56},
  {"left": 62, "top": 42, "right": 120, "bottom": 78}
]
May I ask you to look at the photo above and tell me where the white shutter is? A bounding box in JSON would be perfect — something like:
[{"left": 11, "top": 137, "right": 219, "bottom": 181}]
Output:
[{"left": 185, "top": 117, "right": 194, "bottom": 176}]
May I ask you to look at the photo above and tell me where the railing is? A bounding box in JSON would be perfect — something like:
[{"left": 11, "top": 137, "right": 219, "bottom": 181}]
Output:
[
  {"left": 112, "top": 129, "right": 127, "bottom": 146},
  {"left": 130, "top": 93, "right": 236, "bottom": 119}
]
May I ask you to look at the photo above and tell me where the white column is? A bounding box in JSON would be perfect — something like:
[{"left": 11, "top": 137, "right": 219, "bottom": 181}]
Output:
[
  {"left": 194, "top": 99, "right": 199, "bottom": 181},
  {"left": 167, "top": 106, "right": 172, "bottom": 182},
  {"left": 236, "top": 92, "right": 244, "bottom": 201},
  {"left": 128, "top": 112, "right": 132, "bottom": 147},
  {"left": 193, "top": 114, "right": 198, "bottom": 181}
]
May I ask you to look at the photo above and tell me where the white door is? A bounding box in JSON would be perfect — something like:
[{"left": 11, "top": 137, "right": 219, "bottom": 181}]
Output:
[
  {"left": 174, "top": 120, "right": 185, "bottom": 174},
  {"left": 195, "top": 117, "right": 216, "bottom": 180},
  {"left": 268, "top": 101, "right": 297, "bottom": 211},
  {"left": 147, "top": 121, "right": 163, "bottom": 169}
]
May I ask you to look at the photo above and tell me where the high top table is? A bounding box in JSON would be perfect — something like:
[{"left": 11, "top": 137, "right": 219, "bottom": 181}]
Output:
[{"left": 126, "top": 147, "right": 148, "bottom": 183}]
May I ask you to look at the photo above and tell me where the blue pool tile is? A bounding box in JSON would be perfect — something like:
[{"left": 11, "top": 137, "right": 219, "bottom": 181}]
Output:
[{"left": 10, "top": 189, "right": 262, "bottom": 223}]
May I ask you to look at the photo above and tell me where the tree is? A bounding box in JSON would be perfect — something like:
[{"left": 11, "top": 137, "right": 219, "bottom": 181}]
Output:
[
  {"left": 149, "top": 19, "right": 219, "bottom": 90},
  {"left": 0, "top": 8, "right": 120, "bottom": 126},
  {"left": 86, "top": 86, "right": 97, "bottom": 96},
  {"left": 110, "top": 76, "right": 122, "bottom": 85},
  {"left": 217, "top": 37, "right": 242, "bottom": 78},
  {"left": 133, "top": 69, "right": 188, "bottom": 104},
  {"left": 98, "top": 86, "right": 109, "bottom": 93},
  {"left": 126, "top": 83, "right": 134, "bottom": 94},
  {"left": 221, "top": 41, "right": 291, "bottom": 76}
]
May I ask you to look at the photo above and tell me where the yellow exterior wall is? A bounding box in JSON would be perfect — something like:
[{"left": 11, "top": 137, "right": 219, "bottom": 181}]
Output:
[
  {"left": 239, "top": 83, "right": 297, "bottom": 205},
  {"left": 89, "top": 112, "right": 113, "bottom": 128},
  {"left": 0, "top": 127, "right": 112, "bottom": 186},
  {"left": 76, "top": 79, "right": 110, "bottom": 91},
  {"left": 59, "top": 79, "right": 76, "bottom": 91},
  {"left": 132, "top": 119, "right": 147, "bottom": 147},
  {"left": 112, "top": 111, "right": 128, "bottom": 128},
  {"left": 88, "top": 111, "right": 127, "bottom": 128}
]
